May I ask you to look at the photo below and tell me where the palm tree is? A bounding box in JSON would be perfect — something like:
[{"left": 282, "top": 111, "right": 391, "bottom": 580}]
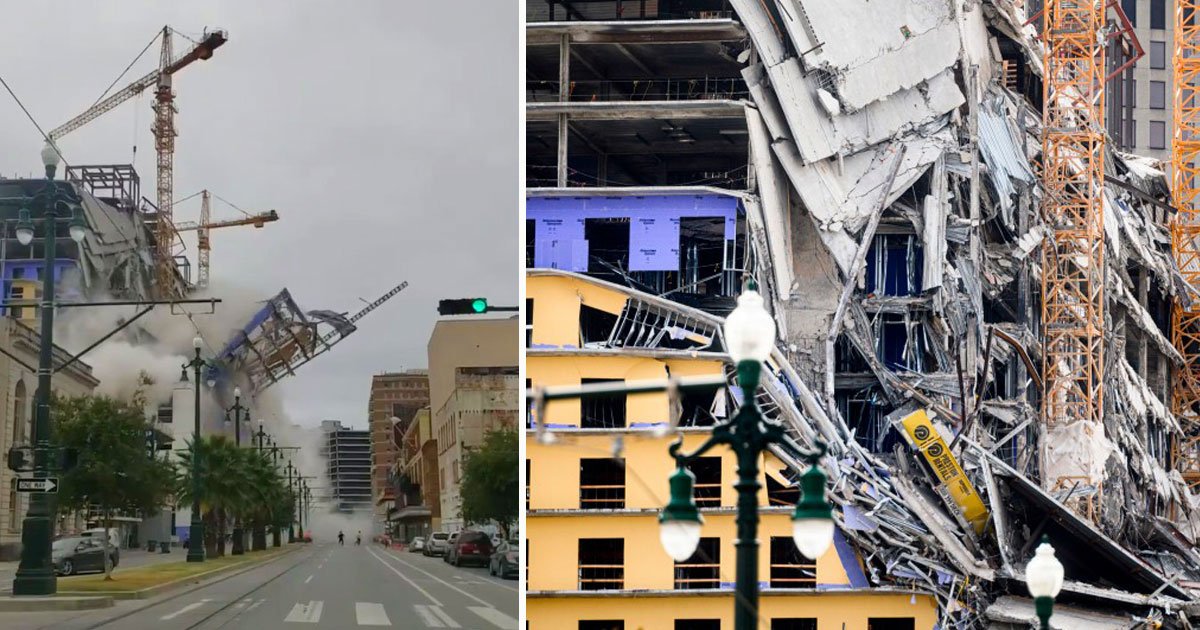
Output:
[{"left": 174, "top": 436, "right": 255, "bottom": 557}]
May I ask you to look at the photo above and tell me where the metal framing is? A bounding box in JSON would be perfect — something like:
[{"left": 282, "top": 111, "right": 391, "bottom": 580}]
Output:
[
  {"left": 1040, "top": 0, "right": 1106, "bottom": 455},
  {"left": 153, "top": 28, "right": 180, "bottom": 299},
  {"left": 1172, "top": 0, "right": 1200, "bottom": 487}
]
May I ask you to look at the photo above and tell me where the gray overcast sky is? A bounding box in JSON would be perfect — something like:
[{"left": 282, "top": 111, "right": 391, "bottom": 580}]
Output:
[{"left": 0, "top": 1, "right": 518, "bottom": 428}]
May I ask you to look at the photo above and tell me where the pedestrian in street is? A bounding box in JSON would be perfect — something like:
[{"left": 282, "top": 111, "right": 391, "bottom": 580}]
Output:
[{"left": 338, "top": 530, "right": 344, "bottom": 545}]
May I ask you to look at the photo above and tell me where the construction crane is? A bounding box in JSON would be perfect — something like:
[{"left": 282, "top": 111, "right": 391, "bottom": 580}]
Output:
[
  {"left": 1040, "top": 0, "right": 1107, "bottom": 509},
  {"left": 172, "top": 190, "right": 280, "bottom": 289},
  {"left": 1173, "top": 1, "right": 1200, "bottom": 488},
  {"left": 47, "top": 26, "right": 227, "bottom": 300}
]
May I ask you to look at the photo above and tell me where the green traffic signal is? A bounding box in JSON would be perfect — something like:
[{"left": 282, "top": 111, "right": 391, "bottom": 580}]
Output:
[{"left": 471, "top": 298, "right": 487, "bottom": 313}]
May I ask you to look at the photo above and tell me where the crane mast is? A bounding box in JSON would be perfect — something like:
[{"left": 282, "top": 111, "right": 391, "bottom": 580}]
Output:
[
  {"left": 152, "top": 27, "right": 179, "bottom": 299},
  {"left": 1040, "top": 0, "right": 1106, "bottom": 502},
  {"left": 198, "top": 190, "right": 211, "bottom": 289},
  {"left": 1172, "top": 0, "right": 1200, "bottom": 487}
]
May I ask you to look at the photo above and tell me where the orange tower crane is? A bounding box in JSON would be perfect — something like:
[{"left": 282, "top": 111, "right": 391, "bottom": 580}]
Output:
[
  {"left": 172, "top": 190, "right": 280, "bottom": 289},
  {"left": 47, "top": 26, "right": 227, "bottom": 299},
  {"left": 1172, "top": 1, "right": 1200, "bottom": 487},
  {"left": 1040, "top": 0, "right": 1106, "bottom": 487}
]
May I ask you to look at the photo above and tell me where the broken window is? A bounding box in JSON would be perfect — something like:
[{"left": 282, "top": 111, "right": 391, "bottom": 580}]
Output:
[
  {"left": 580, "top": 378, "right": 626, "bottom": 428},
  {"left": 769, "top": 536, "right": 816, "bottom": 588},
  {"left": 877, "top": 314, "right": 926, "bottom": 371},
  {"left": 586, "top": 218, "right": 631, "bottom": 282},
  {"left": 579, "top": 458, "right": 626, "bottom": 509},
  {"left": 679, "top": 217, "right": 727, "bottom": 297},
  {"left": 674, "top": 537, "right": 720, "bottom": 589},
  {"left": 580, "top": 304, "right": 617, "bottom": 346},
  {"left": 578, "top": 538, "right": 623, "bottom": 590},
  {"left": 767, "top": 472, "right": 800, "bottom": 506},
  {"left": 771, "top": 620, "right": 817, "bottom": 630},
  {"left": 865, "top": 234, "right": 923, "bottom": 297},
  {"left": 687, "top": 457, "right": 722, "bottom": 507},
  {"left": 609, "top": 301, "right": 719, "bottom": 351},
  {"left": 1146, "top": 420, "right": 1169, "bottom": 468},
  {"left": 834, "top": 336, "right": 870, "bottom": 373},
  {"left": 680, "top": 385, "right": 718, "bottom": 427}
]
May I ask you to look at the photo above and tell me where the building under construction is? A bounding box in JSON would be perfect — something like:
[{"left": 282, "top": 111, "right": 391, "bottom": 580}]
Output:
[{"left": 527, "top": 1, "right": 1200, "bottom": 626}]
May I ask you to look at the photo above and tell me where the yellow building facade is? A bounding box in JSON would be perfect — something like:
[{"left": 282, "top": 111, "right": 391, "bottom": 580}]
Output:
[{"left": 526, "top": 271, "right": 936, "bottom": 630}]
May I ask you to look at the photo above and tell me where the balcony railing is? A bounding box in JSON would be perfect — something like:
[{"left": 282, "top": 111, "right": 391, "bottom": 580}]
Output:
[
  {"left": 579, "top": 484, "right": 625, "bottom": 509},
  {"left": 578, "top": 565, "right": 624, "bottom": 590},
  {"left": 674, "top": 562, "right": 720, "bottom": 589}
]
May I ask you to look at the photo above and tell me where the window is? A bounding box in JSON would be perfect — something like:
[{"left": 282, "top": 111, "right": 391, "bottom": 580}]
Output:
[
  {"left": 771, "top": 621, "right": 817, "bottom": 630},
  {"left": 527, "top": 219, "right": 536, "bottom": 268},
  {"left": 579, "top": 304, "right": 617, "bottom": 346},
  {"left": 580, "top": 378, "right": 625, "bottom": 428},
  {"left": 526, "top": 298, "right": 534, "bottom": 347},
  {"left": 769, "top": 537, "right": 816, "bottom": 588},
  {"left": 767, "top": 471, "right": 800, "bottom": 506},
  {"left": 680, "top": 385, "right": 718, "bottom": 427},
  {"left": 157, "top": 404, "right": 173, "bottom": 424},
  {"left": 1151, "top": 0, "right": 1166, "bottom": 29},
  {"left": 868, "top": 619, "right": 915, "bottom": 630},
  {"left": 526, "top": 378, "right": 534, "bottom": 428},
  {"left": 526, "top": 459, "right": 531, "bottom": 510},
  {"left": 8, "top": 479, "right": 18, "bottom": 530},
  {"left": 1151, "top": 81, "right": 1166, "bottom": 109},
  {"left": 1122, "top": 0, "right": 1137, "bottom": 26},
  {"left": 676, "top": 621, "right": 721, "bottom": 630},
  {"left": 674, "top": 537, "right": 720, "bottom": 589},
  {"left": 679, "top": 217, "right": 727, "bottom": 297},
  {"left": 580, "top": 458, "right": 625, "bottom": 509},
  {"left": 578, "top": 538, "right": 623, "bottom": 590},
  {"left": 687, "top": 457, "right": 722, "bottom": 507},
  {"left": 1151, "top": 121, "right": 1167, "bottom": 149},
  {"left": 865, "top": 234, "right": 923, "bottom": 296},
  {"left": 877, "top": 314, "right": 926, "bottom": 371},
  {"left": 580, "top": 622, "right": 624, "bottom": 630},
  {"left": 585, "top": 218, "right": 631, "bottom": 282},
  {"left": 1151, "top": 41, "right": 1167, "bottom": 69}
]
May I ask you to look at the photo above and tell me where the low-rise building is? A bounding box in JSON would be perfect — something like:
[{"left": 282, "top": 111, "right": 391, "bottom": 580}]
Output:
[
  {"left": 368, "top": 370, "right": 429, "bottom": 531},
  {"left": 0, "top": 318, "right": 99, "bottom": 560},
  {"left": 388, "top": 408, "right": 440, "bottom": 541}
]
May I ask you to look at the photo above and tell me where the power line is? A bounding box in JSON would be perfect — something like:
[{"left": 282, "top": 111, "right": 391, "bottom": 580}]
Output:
[{"left": 0, "top": 71, "right": 65, "bottom": 166}]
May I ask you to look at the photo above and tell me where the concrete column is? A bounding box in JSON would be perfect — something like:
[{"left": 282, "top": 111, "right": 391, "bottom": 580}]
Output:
[{"left": 558, "top": 34, "right": 570, "bottom": 187}]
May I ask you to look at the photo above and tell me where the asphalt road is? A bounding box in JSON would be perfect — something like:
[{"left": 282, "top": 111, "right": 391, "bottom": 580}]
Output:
[{"left": 1, "top": 542, "right": 518, "bottom": 630}]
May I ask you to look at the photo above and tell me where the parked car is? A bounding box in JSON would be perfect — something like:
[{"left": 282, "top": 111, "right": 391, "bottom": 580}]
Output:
[
  {"left": 447, "top": 530, "right": 493, "bottom": 567},
  {"left": 489, "top": 540, "right": 518, "bottom": 579},
  {"left": 442, "top": 532, "right": 460, "bottom": 563},
  {"left": 53, "top": 536, "right": 119, "bottom": 576},
  {"left": 410, "top": 537, "right": 425, "bottom": 553},
  {"left": 423, "top": 532, "right": 450, "bottom": 557}
]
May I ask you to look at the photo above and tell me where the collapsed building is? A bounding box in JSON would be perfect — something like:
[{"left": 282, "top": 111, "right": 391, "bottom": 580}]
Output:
[{"left": 527, "top": 0, "right": 1200, "bottom": 626}]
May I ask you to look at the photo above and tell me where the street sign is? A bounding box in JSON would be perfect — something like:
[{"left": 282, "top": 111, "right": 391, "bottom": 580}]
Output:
[{"left": 16, "top": 478, "right": 58, "bottom": 493}]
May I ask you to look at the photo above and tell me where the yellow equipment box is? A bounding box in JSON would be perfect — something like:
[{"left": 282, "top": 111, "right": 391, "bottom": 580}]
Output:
[{"left": 896, "top": 408, "right": 989, "bottom": 535}]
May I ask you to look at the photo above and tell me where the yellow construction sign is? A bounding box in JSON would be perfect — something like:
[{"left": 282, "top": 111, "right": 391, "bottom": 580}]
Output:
[{"left": 897, "top": 409, "right": 989, "bottom": 535}]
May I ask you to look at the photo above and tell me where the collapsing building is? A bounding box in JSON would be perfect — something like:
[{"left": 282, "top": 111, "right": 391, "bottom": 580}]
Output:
[{"left": 527, "top": 0, "right": 1200, "bottom": 626}]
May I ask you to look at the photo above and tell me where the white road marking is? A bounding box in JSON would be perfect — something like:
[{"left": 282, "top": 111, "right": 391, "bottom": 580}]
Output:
[
  {"left": 366, "top": 547, "right": 442, "bottom": 606},
  {"left": 283, "top": 600, "right": 323, "bottom": 623},
  {"left": 383, "top": 549, "right": 496, "bottom": 608},
  {"left": 304, "top": 574, "right": 313, "bottom": 584},
  {"left": 355, "top": 602, "right": 391, "bottom": 626},
  {"left": 430, "top": 606, "right": 460, "bottom": 628},
  {"left": 246, "top": 599, "right": 265, "bottom": 613},
  {"left": 160, "top": 598, "right": 211, "bottom": 621},
  {"left": 469, "top": 606, "right": 518, "bottom": 629},
  {"left": 413, "top": 605, "right": 441, "bottom": 627}
]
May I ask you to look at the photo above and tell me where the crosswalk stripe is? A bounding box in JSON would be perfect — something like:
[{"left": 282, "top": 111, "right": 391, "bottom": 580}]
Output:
[
  {"left": 355, "top": 602, "right": 391, "bottom": 626},
  {"left": 160, "top": 599, "right": 210, "bottom": 621},
  {"left": 284, "top": 600, "right": 323, "bottom": 623},
  {"left": 430, "top": 606, "right": 460, "bottom": 628},
  {"left": 413, "top": 605, "right": 442, "bottom": 627},
  {"left": 246, "top": 599, "right": 265, "bottom": 613},
  {"left": 469, "top": 606, "right": 518, "bottom": 629}
]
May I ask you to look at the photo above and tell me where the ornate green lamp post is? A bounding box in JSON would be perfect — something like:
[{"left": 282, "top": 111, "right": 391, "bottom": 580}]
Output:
[
  {"left": 657, "top": 281, "right": 833, "bottom": 630},
  {"left": 226, "top": 387, "right": 248, "bottom": 555}
]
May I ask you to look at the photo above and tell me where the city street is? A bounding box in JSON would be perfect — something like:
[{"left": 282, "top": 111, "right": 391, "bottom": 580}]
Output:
[{"left": 0, "top": 542, "right": 517, "bottom": 629}]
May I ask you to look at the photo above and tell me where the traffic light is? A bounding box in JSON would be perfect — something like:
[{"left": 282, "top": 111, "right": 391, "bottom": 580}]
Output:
[{"left": 438, "top": 298, "right": 488, "bottom": 315}]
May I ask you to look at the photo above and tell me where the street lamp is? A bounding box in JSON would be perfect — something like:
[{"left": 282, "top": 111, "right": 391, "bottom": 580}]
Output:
[
  {"left": 253, "top": 419, "right": 268, "bottom": 551},
  {"left": 657, "top": 280, "right": 833, "bottom": 630},
  {"left": 12, "top": 143, "right": 90, "bottom": 596},
  {"left": 225, "top": 387, "right": 248, "bottom": 555},
  {"left": 285, "top": 460, "right": 296, "bottom": 543},
  {"left": 1027, "top": 536, "right": 1065, "bottom": 630},
  {"left": 185, "top": 335, "right": 207, "bottom": 563},
  {"left": 269, "top": 439, "right": 282, "bottom": 548}
]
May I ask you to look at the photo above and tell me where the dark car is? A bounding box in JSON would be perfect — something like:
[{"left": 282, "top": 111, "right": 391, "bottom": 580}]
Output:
[
  {"left": 53, "top": 536, "right": 119, "bottom": 576},
  {"left": 489, "top": 540, "right": 518, "bottom": 579},
  {"left": 447, "top": 530, "right": 493, "bottom": 567}
]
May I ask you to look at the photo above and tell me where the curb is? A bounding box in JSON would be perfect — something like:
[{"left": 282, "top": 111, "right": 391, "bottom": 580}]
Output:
[
  {"left": 58, "top": 545, "right": 304, "bottom": 600},
  {"left": 0, "top": 595, "right": 114, "bottom": 612}
]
